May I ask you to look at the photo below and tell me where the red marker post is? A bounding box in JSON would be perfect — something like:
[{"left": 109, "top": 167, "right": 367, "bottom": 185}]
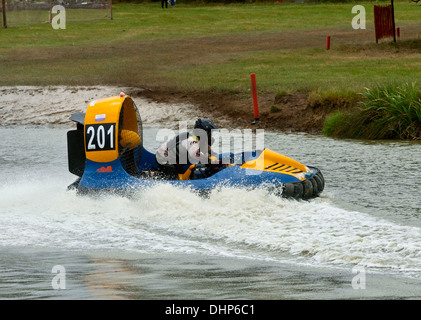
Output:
[
  {"left": 250, "top": 73, "right": 260, "bottom": 124},
  {"left": 326, "top": 36, "right": 331, "bottom": 50}
]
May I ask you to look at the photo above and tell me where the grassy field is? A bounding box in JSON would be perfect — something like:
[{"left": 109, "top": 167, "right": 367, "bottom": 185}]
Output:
[
  {"left": 1, "top": 1, "right": 421, "bottom": 137},
  {"left": 1, "top": 2, "right": 420, "bottom": 90}
]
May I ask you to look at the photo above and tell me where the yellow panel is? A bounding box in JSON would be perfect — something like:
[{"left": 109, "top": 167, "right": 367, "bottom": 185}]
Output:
[
  {"left": 84, "top": 96, "right": 125, "bottom": 163},
  {"left": 241, "top": 148, "right": 312, "bottom": 181},
  {"left": 178, "top": 165, "right": 195, "bottom": 180}
]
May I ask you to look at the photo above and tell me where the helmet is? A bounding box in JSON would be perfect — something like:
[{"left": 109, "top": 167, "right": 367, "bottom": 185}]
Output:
[
  {"left": 194, "top": 118, "right": 218, "bottom": 132},
  {"left": 193, "top": 118, "right": 218, "bottom": 146}
]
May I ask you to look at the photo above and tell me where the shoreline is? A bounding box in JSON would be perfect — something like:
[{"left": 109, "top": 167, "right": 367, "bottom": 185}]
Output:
[
  {"left": 2, "top": 85, "right": 419, "bottom": 140},
  {"left": 0, "top": 85, "right": 331, "bottom": 134},
  {"left": 131, "top": 87, "right": 329, "bottom": 134}
]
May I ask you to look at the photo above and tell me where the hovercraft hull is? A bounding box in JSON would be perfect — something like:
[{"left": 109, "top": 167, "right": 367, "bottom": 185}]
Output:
[{"left": 66, "top": 94, "right": 325, "bottom": 200}]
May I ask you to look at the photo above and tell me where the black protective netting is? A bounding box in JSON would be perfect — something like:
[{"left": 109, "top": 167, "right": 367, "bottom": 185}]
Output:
[
  {"left": 1, "top": 0, "right": 111, "bottom": 27},
  {"left": 118, "top": 99, "right": 143, "bottom": 175}
]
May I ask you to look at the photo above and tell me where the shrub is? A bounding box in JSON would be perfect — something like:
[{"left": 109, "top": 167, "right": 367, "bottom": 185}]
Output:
[
  {"left": 323, "top": 83, "right": 421, "bottom": 140},
  {"left": 359, "top": 83, "right": 421, "bottom": 140}
]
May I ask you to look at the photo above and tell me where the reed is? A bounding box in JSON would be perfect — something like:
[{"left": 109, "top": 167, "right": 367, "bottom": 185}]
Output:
[{"left": 323, "top": 83, "right": 421, "bottom": 140}]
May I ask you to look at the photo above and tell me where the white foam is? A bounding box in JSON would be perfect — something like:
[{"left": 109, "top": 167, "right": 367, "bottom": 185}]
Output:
[
  {"left": 0, "top": 178, "right": 420, "bottom": 279},
  {"left": 1, "top": 88, "right": 420, "bottom": 280}
]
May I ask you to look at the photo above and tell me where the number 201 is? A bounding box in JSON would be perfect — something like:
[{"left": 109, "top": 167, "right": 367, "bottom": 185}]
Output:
[{"left": 86, "top": 124, "right": 115, "bottom": 151}]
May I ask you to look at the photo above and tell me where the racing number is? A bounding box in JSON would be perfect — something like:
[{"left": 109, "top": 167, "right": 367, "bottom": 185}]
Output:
[{"left": 85, "top": 123, "right": 115, "bottom": 151}]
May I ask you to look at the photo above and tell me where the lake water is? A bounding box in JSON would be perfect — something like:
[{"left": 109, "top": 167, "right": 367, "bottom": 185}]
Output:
[{"left": 0, "top": 87, "right": 420, "bottom": 300}]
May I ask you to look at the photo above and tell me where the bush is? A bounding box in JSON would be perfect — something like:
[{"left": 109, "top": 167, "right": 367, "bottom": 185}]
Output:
[
  {"left": 359, "top": 83, "right": 421, "bottom": 139},
  {"left": 323, "top": 83, "right": 421, "bottom": 140}
]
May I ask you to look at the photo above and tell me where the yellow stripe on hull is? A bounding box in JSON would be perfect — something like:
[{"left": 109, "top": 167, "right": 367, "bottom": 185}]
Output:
[{"left": 241, "top": 148, "right": 312, "bottom": 181}]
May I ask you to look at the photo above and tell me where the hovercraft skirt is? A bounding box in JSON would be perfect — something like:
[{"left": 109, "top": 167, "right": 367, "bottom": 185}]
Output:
[{"left": 281, "top": 168, "right": 324, "bottom": 200}]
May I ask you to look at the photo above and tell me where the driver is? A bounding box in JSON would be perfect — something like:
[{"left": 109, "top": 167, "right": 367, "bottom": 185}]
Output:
[{"left": 155, "top": 118, "right": 218, "bottom": 178}]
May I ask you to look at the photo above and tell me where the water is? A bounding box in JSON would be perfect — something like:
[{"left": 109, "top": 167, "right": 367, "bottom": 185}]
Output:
[{"left": 1, "top": 88, "right": 421, "bottom": 300}]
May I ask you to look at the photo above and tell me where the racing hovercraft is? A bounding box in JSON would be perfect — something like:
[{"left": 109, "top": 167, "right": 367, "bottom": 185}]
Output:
[{"left": 66, "top": 94, "right": 324, "bottom": 199}]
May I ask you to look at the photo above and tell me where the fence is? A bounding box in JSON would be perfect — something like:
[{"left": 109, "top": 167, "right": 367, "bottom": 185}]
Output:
[{"left": 1, "top": 0, "right": 112, "bottom": 28}]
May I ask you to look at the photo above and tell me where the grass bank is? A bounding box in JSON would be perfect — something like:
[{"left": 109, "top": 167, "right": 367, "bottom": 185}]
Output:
[
  {"left": 323, "top": 83, "right": 421, "bottom": 140},
  {"left": 1, "top": 2, "right": 421, "bottom": 137}
]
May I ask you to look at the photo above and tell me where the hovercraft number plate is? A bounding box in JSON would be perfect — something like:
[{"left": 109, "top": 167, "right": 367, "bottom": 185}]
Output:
[{"left": 85, "top": 123, "right": 116, "bottom": 152}]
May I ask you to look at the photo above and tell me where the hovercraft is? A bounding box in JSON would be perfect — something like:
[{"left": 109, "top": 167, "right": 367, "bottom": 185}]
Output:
[{"left": 66, "top": 94, "right": 325, "bottom": 199}]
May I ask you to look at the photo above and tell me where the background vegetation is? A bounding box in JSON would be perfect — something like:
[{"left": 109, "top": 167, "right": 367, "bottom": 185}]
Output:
[
  {"left": 324, "top": 83, "right": 421, "bottom": 140},
  {"left": 1, "top": 1, "right": 420, "bottom": 138}
]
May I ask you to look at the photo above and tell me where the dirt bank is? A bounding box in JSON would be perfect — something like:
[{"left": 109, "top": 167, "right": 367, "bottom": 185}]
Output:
[
  {"left": 0, "top": 86, "right": 335, "bottom": 133},
  {"left": 132, "top": 88, "right": 330, "bottom": 134}
]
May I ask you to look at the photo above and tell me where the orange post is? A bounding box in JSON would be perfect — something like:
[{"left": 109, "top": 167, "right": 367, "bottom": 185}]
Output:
[{"left": 250, "top": 73, "right": 259, "bottom": 124}]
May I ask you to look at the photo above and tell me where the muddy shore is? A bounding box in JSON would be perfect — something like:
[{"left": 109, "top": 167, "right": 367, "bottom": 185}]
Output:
[
  {"left": 0, "top": 86, "right": 335, "bottom": 133},
  {"left": 133, "top": 88, "right": 331, "bottom": 134}
]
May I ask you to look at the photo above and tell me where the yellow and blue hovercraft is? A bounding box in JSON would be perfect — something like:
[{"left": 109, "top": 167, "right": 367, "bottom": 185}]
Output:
[{"left": 67, "top": 94, "right": 325, "bottom": 199}]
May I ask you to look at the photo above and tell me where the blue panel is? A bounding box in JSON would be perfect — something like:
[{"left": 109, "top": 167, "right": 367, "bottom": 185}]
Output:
[
  {"left": 79, "top": 149, "right": 302, "bottom": 191},
  {"left": 137, "top": 147, "right": 159, "bottom": 171}
]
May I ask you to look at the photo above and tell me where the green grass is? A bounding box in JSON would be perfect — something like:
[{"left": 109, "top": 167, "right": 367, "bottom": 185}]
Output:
[
  {"left": 323, "top": 83, "right": 421, "bottom": 140},
  {"left": 164, "top": 45, "right": 421, "bottom": 94},
  {"left": 1, "top": 2, "right": 420, "bottom": 90},
  {"left": 0, "top": 3, "right": 364, "bottom": 47},
  {"left": 1, "top": 2, "right": 421, "bottom": 138},
  {"left": 1, "top": 2, "right": 419, "bottom": 88},
  {"left": 2, "top": 1, "right": 420, "bottom": 47}
]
